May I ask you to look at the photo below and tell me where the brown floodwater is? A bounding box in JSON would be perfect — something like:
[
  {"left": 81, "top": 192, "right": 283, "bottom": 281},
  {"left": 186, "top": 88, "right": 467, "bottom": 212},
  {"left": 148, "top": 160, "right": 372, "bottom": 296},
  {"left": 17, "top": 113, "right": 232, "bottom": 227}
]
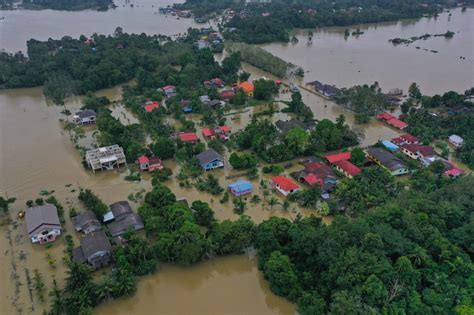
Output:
[
  {"left": 0, "top": 0, "right": 205, "bottom": 53},
  {"left": 0, "top": 6, "right": 471, "bottom": 315},
  {"left": 260, "top": 7, "right": 474, "bottom": 95}
]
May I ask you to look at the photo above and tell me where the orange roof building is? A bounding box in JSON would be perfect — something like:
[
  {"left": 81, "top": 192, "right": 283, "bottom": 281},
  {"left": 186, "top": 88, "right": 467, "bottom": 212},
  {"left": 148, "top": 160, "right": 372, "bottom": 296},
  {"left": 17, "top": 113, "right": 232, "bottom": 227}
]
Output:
[{"left": 237, "top": 81, "right": 254, "bottom": 96}]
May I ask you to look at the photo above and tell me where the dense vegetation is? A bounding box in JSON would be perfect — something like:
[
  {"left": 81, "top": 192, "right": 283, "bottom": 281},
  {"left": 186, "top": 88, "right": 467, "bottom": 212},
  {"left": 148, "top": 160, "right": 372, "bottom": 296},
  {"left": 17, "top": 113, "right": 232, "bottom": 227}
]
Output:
[
  {"left": 20, "top": 0, "right": 111, "bottom": 11},
  {"left": 333, "top": 82, "right": 391, "bottom": 117},
  {"left": 179, "top": 0, "right": 470, "bottom": 44},
  {"left": 256, "top": 175, "right": 474, "bottom": 314}
]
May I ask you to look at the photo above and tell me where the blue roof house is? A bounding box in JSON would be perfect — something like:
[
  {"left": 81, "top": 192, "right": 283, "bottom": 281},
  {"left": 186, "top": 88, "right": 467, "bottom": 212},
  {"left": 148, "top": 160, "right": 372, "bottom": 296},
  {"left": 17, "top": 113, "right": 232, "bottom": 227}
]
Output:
[
  {"left": 228, "top": 180, "right": 253, "bottom": 197},
  {"left": 196, "top": 149, "right": 224, "bottom": 171},
  {"left": 381, "top": 140, "right": 399, "bottom": 152}
]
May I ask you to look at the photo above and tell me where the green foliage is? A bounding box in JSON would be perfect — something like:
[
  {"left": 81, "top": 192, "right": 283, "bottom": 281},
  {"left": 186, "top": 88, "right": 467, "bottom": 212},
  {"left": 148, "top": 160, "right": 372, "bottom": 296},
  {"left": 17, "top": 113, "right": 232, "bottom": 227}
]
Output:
[
  {"left": 191, "top": 200, "right": 215, "bottom": 227},
  {"left": 21, "top": 0, "right": 111, "bottom": 10},
  {"left": 264, "top": 251, "right": 301, "bottom": 302},
  {"left": 151, "top": 138, "right": 176, "bottom": 160},
  {"left": 151, "top": 167, "right": 173, "bottom": 185},
  {"left": 288, "top": 186, "right": 321, "bottom": 209},
  {"left": 229, "top": 152, "right": 258, "bottom": 170},
  {"left": 0, "top": 196, "right": 15, "bottom": 213},
  {"left": 225, "top": 42, "right": 294, "bottom": 77},
  {"left": 309, "top": 118, "right": 359, "bottom": 152},
  {"left": 78, "top": 189, "right": 108, "bottom": 219},
  {"left": 253, "top": 79, "right": 278, "bottom": 101},
  {"left": 335, "top": 167, "right": 399, "bottom": 215},
  {"left": 333, "top": 82, "right": 389, "bottom": 116},
  {"left": 350, "top": 147, "right": 365, "bottom": 167},
  {"left": 209, "top": 216, "right": 256, "bottom": 255},
  {"left": 208, "top": 139, "right": 225, "bottom": 154},
  {"left": 195, "top": 174, "right": 224, "bottom": 195},
  {"left": 262, "top": 164, "right": 285, "bottom": 175},
  {"left": 283, "top": 92, "right": 313, "bottom": 121}
]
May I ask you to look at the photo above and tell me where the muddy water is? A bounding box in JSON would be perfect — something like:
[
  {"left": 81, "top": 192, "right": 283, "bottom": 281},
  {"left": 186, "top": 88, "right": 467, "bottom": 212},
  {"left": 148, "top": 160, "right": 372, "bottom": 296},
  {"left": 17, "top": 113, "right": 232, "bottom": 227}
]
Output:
[
  {"left": 260, "top": 7, "right": 474, "bottom": 95},
  {"left": 96, "top": 253, "right": 295, "bottom": 315},
  {"left": 0, "top": 0, "right": 205, "bottom": 53}
]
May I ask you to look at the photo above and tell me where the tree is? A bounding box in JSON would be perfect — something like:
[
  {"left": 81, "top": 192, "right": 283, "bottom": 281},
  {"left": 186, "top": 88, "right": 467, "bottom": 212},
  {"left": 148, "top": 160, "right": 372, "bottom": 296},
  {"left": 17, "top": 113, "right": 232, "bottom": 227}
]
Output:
[
  {"left": 210, "top": 216, "right": 256, "bottom": 255},
  {"left": 151, "top": 137, "right": 176, "bottom": 160},
  {"left": 263, "top": 251, "right": 301, "bottom": 302},
  {"left": 350, "top": 148, "right": 365, "bottom": 166},
  {"left": 362, "top": 274, "right": 388, "bottom": 307},
  {"left": 0, "top": 196, "right": 15, "bottom": 213},
  {"left": 191, "top": 200, "right": 215, "bottom": 227},
  {"left": 253, "top": 79, "right": 277, "bottom": 101},
  {"left": 267, "top": 197, "right": 280, "bottom": 211},
  {"left": 78, "top": 189, "right": 107, "bottom": 219},
  {"left": 285, "top": 128, "right": 309, "bottom": 155},
  {"left": 33, "top": 270, "right": 45, "bottom": 303},
  {"left": 298, "top": 292, "right": 326, "bottom": 315},
  {"left": 229, "top": 152, "right": 258, "bottom": 170},
  {"left": 409, "top": 82, "right": 422, "bottom": 99}
]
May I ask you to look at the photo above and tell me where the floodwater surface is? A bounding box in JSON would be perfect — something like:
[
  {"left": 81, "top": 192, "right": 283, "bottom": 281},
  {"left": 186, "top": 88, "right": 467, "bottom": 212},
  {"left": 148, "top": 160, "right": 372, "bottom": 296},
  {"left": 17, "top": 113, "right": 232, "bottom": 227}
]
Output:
[{"left": 260, "top": 7, "right": 474, "bottom": 95}]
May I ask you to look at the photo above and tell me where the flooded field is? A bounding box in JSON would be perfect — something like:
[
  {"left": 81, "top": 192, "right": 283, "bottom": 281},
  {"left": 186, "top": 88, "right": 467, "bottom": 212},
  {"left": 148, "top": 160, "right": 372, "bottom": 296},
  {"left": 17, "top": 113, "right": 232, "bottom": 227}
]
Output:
[{"left": 260, "top": 7, "right": 474, "bottom": 95}]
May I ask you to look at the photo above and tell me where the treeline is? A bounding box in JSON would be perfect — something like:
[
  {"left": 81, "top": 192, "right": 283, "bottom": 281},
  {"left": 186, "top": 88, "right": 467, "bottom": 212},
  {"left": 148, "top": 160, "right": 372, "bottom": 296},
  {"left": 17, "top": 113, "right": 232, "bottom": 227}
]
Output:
[
  {"left": 0, "top": 30, "right": 191, "bottom": 103},
  {"left": 401, "top": 88, "right": 474, "bottom": 168},
  {"left": 225, "top": 41, "right": 297, "bottom": 78},
  {"left": 256, "top": 175, "right": 474, "bottom": 314},
  {"left": 21, "top": 0, "right": 112, "bottom": 11},
  {"left": 180, "top": 0, "right": 467, "bottom": 44}
]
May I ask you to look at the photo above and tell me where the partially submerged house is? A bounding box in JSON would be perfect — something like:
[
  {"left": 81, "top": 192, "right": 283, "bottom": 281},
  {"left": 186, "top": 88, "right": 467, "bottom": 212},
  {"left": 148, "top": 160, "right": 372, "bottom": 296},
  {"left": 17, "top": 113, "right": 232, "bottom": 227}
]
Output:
[
  {"left": 275, "top": 119, "right": 316, "bottom": 135},
  {"left": 228, "top": 180, "right": 253, "bottom": 197},
  {"left": 25, "top": 204, "right": 62, "bottom": 244},
  {"left": 71, "top": 211, "right": 101, "bottom": 235},
  {"left": 72, "top": 230, "right": 112, "bottom": 269},
  {"left": 137, "top": 155, "right": 163, "bottom": 172},
  {"left": 401, "top": 144, "right": 436, "bottom": 160},
  {"left": 448, "top": 135, "right": 464, "bottom": 148},
  {"left": 376, "top": 112, "right": 408, "bottom": 130},
  {"left": 103, "top": 201, "right": 144, "bottom": 237},
  {"left": 324, "top": 152, "right": 351, "bottom": 165},
  {"left": 306, "top": 80, "right": 341, "bottom": 97},
  {"left": 220, "top": 90, "right": 235, "bottom": 100},
  {"left": 366, "top": 147, "right": 410, "bottom": 176},
  {"left": 73, "top": 109, "right": 96, "bottom": 125},
  {"left": 271, "top": 176, "right": 300, "bottom": 196},
  {"left": 204, "top": 78, "right": 224, "bottom": 88},
  {"left": 196, "top": 148, "right": 224, "bottom": 171},
  {"left": 202, "top": 99, "right": 225, "bottom": 109},
  {"left": 85, "top": 145, "right": 127, "bottom": 173},
  {"left": 420, "top": 156, "right": 464, "bottom": 178},
  {"left": 381, "top": 140, "right": 399, "bottom": 152}
]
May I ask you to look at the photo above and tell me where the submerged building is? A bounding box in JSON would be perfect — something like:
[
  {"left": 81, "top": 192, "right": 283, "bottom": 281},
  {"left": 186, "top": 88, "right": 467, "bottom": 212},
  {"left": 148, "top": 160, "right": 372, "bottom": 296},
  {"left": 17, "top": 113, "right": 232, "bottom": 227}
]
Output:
[{"left": 85, "top": 145, "right": 127, "bottom": 173}]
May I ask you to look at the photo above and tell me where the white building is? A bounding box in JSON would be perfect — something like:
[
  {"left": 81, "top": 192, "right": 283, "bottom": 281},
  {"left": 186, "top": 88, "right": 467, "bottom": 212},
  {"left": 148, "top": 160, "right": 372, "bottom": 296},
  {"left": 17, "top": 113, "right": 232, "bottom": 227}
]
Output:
[
  {"left": 449, "top": 135, "right": 464, "bottom": 148},
  {"left": 25, "top": 204, "right": 62, "bottom": 244}
]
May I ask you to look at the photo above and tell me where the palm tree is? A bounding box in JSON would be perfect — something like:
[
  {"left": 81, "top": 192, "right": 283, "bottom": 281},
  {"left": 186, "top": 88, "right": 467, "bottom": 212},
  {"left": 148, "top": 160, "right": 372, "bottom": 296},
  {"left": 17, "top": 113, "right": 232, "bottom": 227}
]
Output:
[
  {"left": 282, "top": 200, "right": 290, "bottom": 211},
  {"left": 268, "top": 197, "right": 280, "bottom": 211}
]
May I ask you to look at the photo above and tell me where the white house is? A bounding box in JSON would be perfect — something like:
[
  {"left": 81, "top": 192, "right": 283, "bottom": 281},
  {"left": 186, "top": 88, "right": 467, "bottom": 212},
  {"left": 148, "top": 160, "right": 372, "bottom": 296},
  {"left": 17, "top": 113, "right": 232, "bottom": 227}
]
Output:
[
  {"left": 73, "top": 109, "right": 96, "bottom": 125},
  {"left": 449, "top": 135, "right": 464, "bottom": 148},
  {"left": 25, "top": 204, "right": 62, "bottom": 244},
  {"left": 271, "top": 176, "right": 300, "bottom": 196}
]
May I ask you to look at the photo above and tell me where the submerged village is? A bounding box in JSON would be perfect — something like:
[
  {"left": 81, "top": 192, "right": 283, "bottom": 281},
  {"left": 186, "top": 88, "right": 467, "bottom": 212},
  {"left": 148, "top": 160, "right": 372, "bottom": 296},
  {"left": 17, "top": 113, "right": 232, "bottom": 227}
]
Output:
[{"left": 1, "top": 1, "right": 474, "bottom": 315}]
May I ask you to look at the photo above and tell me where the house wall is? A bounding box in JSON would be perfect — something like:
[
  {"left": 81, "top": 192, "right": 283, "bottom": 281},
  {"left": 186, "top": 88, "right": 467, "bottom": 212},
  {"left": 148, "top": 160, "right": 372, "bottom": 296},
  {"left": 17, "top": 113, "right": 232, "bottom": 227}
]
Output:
[
  {"left": 401, "top": 148, "right": 420, "bottom": 160},
  {"left": 273, "top": 184, "right": 299, "bottom": 196},
  {"left": 31, "top": 228, "right": 61, "bottom": 244},
  {"left": 88, "top": 251, "right": 111, "bottom": 269},
  {"left": 202, "top": 160, "right": 224, "bottom": 171},
  {"left": 391, "top": 168, "right": 410, "bottom": 176}
]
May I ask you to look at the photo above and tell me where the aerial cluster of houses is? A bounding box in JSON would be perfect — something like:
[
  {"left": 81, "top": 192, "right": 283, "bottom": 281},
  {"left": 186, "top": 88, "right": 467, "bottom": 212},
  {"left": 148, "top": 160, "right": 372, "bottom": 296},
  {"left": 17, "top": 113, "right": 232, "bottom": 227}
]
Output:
[
  {"left": 25, "top": 200, "right": 144, "bottom": 270},
  {"left": 194, "top": 28, "right": 224, "bottom": 50},
  {"left": 379, "top": 133, "right": 464, "bottom": 177}
]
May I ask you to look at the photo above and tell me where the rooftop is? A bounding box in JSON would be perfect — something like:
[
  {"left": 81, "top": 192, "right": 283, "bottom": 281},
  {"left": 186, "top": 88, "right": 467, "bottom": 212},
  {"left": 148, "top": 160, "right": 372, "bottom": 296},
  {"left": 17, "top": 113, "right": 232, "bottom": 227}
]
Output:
[
  {"left": 85, "top": 145, "right": 126, "bottom": 172},
  {"left": 367, "top": 148, "right": 407, "bottom": 171},
  {"left": 272, "top": 176, "right": 300, "bottom": 191},
  {"left": 196, "top": 148, "right": 223, "bottom": 165},
  {"left": 25, "top": 204, "right": 61, "bottom": 238},
  {"left": 334, "top": 160, "right": 361, "bottom": 177},
  {"left": 324, "top": 152, "right": 351, "bottom": 164}
]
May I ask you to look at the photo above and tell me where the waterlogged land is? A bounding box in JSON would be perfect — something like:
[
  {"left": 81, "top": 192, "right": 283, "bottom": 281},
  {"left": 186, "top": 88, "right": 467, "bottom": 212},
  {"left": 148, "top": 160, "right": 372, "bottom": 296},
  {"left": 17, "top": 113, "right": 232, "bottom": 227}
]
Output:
[{"left": 260, "top": 7, "right": 474, "bottom": 95}]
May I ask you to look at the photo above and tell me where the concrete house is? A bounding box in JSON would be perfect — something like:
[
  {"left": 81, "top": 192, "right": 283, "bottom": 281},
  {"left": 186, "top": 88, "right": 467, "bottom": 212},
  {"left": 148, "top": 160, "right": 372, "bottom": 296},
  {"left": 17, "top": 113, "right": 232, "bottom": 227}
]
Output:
[
  {"left": 71, "top": 211, "right": 101, "bottom": 235},
  {"left": 449, "top": 135, "right": 464, "bottom": 148},
  {"left": 25, "top": 204, "right": 62, "bottom": 244},
  {"left": 401, "top": 144, "right": 436, "bottom": 160},
  {"left": 137, "top": 155, "right": 163, "bottom": 172},
  {"left": 196, "top": 149, "right": 224, "bottom": 171},
  {"left": 73, "top": 109, "right": 96, "bottom": 125},
  {"left": 366, "top": 148, "right": 410, "bottom": 176},
  {"left": 228, "top": 180, "right": 253, "bottom": 197},
  {"left": 271, "top": 176, "right": 300, "bottom": 196},
  {"left": 73, "top": 230, "right": 112, "bottom": 269}
]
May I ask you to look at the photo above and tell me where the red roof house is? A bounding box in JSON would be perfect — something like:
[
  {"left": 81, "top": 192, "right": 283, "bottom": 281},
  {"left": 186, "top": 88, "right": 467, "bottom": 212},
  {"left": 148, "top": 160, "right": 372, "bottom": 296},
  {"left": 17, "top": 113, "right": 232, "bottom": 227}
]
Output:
[
  {"left": 401, "top": 144, "right": 436, "bottom": 160},
  {"left": 179, "top": 132, "right": 199, "bottom": 143},
  {"left": 137, "top": 155, "right": 150, "bottom": 170},
  {"left": 220, "top": 90, "right": 235, "bottom": 100},
  {"left": 302, "top": 173, "right": 323, "bottom": 186},
  {"left": 334, "top": 160, "right": 361, "bottom": 178},
  {"left": 400, "top": 134, "right": 419, "bottom": 144},
  {"left": 377, "top": 112, "right": 408, "bottom": 130},
  {"left": 202, "top": 128, "right": 215, "bottom": 139},
  {"left": 444, "top": 167, "right": 464, "bottom": 178},
  {"left": 147, "top": 157, "right": 163, "bottom": 172},
  {"left": 202, "top": 126, "right": 231, "bottom": 140},
  {"left": 271, "top": 176, "right": 300, "bottom": 196},
  {"left": 324, "top": 152, "right": 351, "bottom": 165},
  {"left": 144, "top": 101, "right": 160, "bottom": 113}
]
